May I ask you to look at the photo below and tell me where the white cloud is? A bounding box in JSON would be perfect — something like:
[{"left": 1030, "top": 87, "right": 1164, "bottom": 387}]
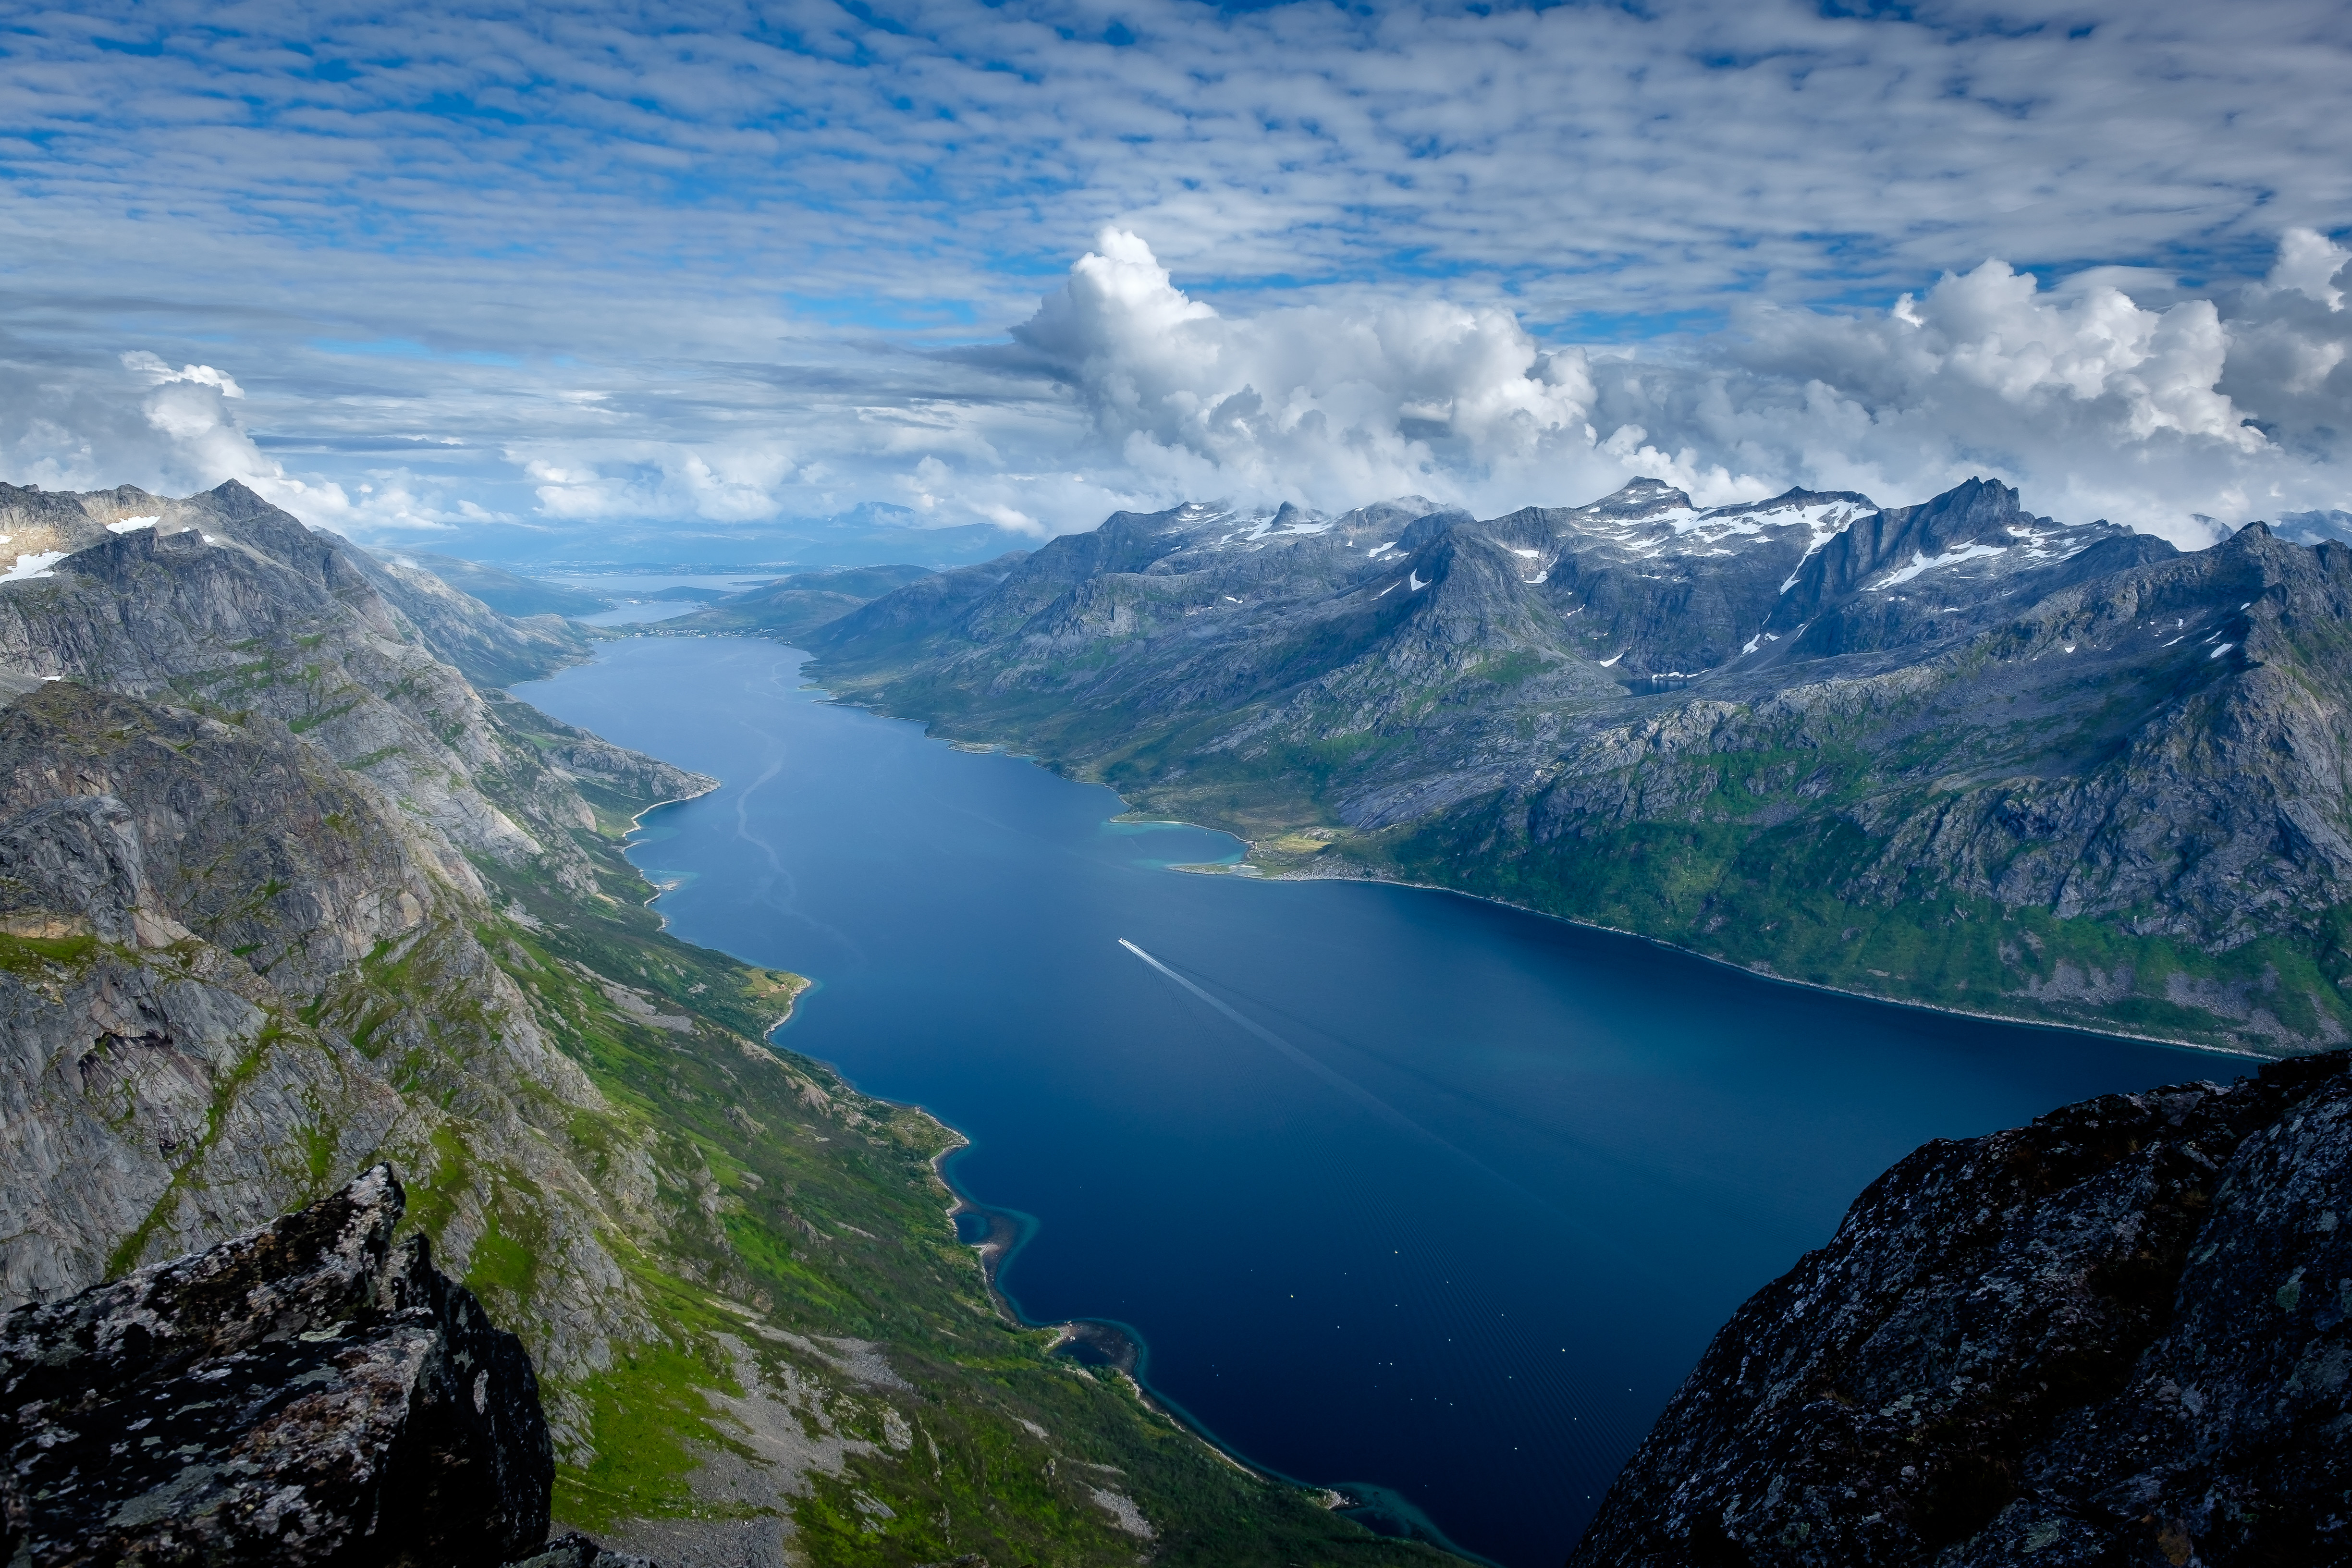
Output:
[
  {"left": 1005, "top": 228, "right": 1596, "bottom": 510},
  {"left": 0, "top": 3, "right": 2343, "bottom": 551},
  {"left": 2269, "top": 227, "right": 2350, "bottom": 311},
  {"left": 120, "top": 353, "right": 245, "bottom": 399},
  {"left": 986, "top": 233, "right": 2341, "bottom": 543}
]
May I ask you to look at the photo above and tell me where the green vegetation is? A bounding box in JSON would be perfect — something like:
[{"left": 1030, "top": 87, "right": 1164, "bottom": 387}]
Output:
[
  {"left": 420, "top": 724, "right": 1463, "bottom": 1566},
  {"left": 0, "top": 927, "right": 98, "bottom": 974},
  {"left": 808, "top": 632, "right": 2352, "bottom": 1057},
  {"left": 1351, "top": 790, "right": 2352, "bottom": 1055}
]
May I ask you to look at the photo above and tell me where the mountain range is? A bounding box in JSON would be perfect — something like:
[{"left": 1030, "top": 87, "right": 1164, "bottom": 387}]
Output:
[{"left": 798, "top": 477, "right": 2352, "bottom": 1056}]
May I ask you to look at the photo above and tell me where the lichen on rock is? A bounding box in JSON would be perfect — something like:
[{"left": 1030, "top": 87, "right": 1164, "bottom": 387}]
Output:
[{"left": 0, "top": 1164, "right": 555, "bottom": 1567}]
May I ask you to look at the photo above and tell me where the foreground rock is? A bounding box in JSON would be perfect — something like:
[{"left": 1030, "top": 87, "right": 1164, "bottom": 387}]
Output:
[
  {"left": 0, "top": 1165, "right": 552, "bottom": 1567},
  {"left": 1569, "top": 1050, "right": 2352, "bottom": 1567}
]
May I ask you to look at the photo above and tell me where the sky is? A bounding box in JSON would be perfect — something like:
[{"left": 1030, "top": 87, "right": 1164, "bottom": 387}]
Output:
[{"left": 2, "top": 0, "right": 2348, "bottom": 559}]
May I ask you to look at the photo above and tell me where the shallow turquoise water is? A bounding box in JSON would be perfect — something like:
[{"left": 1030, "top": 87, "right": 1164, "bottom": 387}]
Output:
[{"left": 517, "top": 636, "right": 2205, "bottom": 1567}]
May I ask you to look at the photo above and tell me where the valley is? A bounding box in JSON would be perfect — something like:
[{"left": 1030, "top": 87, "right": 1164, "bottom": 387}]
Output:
[{"left": 0, "top": 480, "right": 1435, "bottom": 1568}]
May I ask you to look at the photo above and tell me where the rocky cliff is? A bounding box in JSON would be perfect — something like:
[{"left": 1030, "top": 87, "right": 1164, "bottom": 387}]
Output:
[
  {"left": 806, "top": 479, "right": 2352, "bottom": 1054},
  {"left": 0, "top": 1165, "right": 552, "bottom": 1567},
  {"left": 0, "top": 480, "right": 1453, "bottom": 1567},
  {"left": 1567, "top": 1049, "right": 2352, "bottom": 1568}
]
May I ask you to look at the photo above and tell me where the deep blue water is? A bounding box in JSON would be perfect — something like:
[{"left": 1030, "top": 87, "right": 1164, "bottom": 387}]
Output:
[{"left": 516, "top": 636, "right": 2205, "bottom": 1568}]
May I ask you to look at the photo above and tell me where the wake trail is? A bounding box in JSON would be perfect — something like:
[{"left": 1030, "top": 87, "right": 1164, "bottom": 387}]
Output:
[
  {"left": 1117, "top": 938, "right": 1571, "bottom": 1225},
  {"left": 1118, "top": 942, "right": 1654, "bottom": 1464}
]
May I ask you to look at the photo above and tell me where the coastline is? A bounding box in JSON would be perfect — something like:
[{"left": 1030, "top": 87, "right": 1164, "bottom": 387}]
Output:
[
  {"left": 1246, "top": 859, "right": 2268, "bottom": 1064},
  {"left": 618, "top": 775, "right": 816, "bottom": 1033},
  {"left": 521, "top": 630, "right": 1495, "bottom": 1563},
  {"left": 916, "top": 1103, "right": 1495, "bottom": 1564},
  {"left": 784, "top": 657, "right": 2265, "bottom": 1064}
]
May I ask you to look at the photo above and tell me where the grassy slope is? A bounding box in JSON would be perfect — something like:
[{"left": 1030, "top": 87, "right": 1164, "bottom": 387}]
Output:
[{"left": 429, "top": 731, "right": 1458, "bottom": 1567}]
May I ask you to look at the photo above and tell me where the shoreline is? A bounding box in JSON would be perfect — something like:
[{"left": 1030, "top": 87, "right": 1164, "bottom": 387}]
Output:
[
  {"left": 1244, "top": 860, "right": 2270, "bottom": 1065},
  {"left": 792, "top": 658, "right": 2266, "bottom": 1063},
  {"left": 538, "top": 634, "right": 1476, "bottom": 1555}
]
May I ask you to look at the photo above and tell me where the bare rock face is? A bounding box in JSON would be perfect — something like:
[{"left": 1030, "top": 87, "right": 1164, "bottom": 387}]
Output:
[
  {"left": 0, "top": 1164, "right": 553, "bottom": 1567},
  {"left": 1567, "top": 1050, "right": 2352, "bottom": 1567}
]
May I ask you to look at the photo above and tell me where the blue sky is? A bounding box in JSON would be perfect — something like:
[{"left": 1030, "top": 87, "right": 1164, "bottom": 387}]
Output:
[{"left": 2, "top": 0, "right": 2348, "bottom": 553}]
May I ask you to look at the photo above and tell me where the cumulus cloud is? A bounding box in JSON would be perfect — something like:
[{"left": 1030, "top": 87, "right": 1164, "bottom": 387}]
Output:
[
  {"left": 2269, "top": 229, "right": 2351, "bottom": 312},
  {"left": 991, "top": 231, "right": 2346, "bottom": 544},
  {"left": 1003, "top": 229, "right": 1596, "bottom": 507},
  {"left": 120, "top": 353, "right": 245, "bottom": 400}
]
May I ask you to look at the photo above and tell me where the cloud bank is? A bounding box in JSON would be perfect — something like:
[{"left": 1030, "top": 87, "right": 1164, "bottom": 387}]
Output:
[
  {"left": 0, "top": 1, "right": 2344, "bottom": 550},
  {"left": 990, "top": 228, "right": 2348, "bottom": 544}
]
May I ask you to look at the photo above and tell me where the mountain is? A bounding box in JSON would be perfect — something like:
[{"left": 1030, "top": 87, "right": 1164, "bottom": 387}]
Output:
[
  {"left": 658, "top": 564, "right": 937, "bottom": 644},
  {"left": 1568, "top": 1048, "right": 2352, "bottom": 1567},
  {"left": 421, "top": 502, "right": 1035, "bottom": 575},
  {"left": 0, "top": 480, "right": 1455, "bottom": 1567},
  {"left": 806, "top": 478, "right": 2352, "bottom": 1054}
]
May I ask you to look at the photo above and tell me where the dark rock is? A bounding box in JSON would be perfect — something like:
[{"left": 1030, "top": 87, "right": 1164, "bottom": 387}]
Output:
[
  {"left": 505, "top": 1531, "right": 662, "bottom": 1568},
  {"left": 0, "top": 1164, "right": 553, "bottom": 1567},
  {"left": 1567, "top": 1050, "right": 2352, "bottom": 1567}
]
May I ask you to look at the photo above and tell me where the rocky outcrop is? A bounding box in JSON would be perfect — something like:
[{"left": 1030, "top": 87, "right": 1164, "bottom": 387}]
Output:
[
  {"left": 1568, "top": 1050, "right": 2352, "bottom": 1568},
  {"left": 0, "top": 1165, "right": 553, "bottom": 1567}
]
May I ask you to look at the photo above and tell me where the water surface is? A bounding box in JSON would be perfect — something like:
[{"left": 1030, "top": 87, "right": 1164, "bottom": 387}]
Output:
[{"left": 517, "top": 637, "right": 2203, "bottom": 1567}]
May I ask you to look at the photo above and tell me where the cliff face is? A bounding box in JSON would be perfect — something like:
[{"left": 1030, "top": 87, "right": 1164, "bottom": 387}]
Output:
[
  {"left": 1568, "top": 1051, "right": 2352, "bottom": 1568},
  {"left": 0, "top": 480, "right": 705, "bottom": 889},
  {"left": 807, "top": 480, "right": 2352, "bottom": 1053},
  {"left": 0, "top": 1165, "right": 552, "bottom": 1567}
]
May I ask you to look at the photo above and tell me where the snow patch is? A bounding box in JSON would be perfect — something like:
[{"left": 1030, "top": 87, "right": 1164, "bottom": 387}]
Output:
[
  {"left": 1873, "top": 542, "right": 2008, "bottom": 589},
  {"left": 1597, "top": 651, "right": 1623, "bottom": 668},
  {"left": 2209, "top": 642, "right": 2235, "bottom": 659},
  {"left": 1511, "top": 548, "right": 1540, "bottom": 558},
  {"left": 1407, "top": 571, "right": 1427, "bottom": 592},
  {"left": 1522, "top": 571, "right": 1547, "bottom": 585},
  {"left": 0, "top": 551, "right": 68, "bottom": 583},
  {"left": 107, "top": 515, "right": 160, "bottom": 534}
]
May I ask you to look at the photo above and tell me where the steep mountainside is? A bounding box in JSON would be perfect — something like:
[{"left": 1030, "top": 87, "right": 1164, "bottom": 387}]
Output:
[
  {"left": 1569, "top": 1049, "right": 2352, "bottom": 1568},
  {"left": 0, "top": 480, "right": 1448, "bottom": 1567},
  {"left": 808, "top": 478, "right": 2352, "bottom": 1053}
]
